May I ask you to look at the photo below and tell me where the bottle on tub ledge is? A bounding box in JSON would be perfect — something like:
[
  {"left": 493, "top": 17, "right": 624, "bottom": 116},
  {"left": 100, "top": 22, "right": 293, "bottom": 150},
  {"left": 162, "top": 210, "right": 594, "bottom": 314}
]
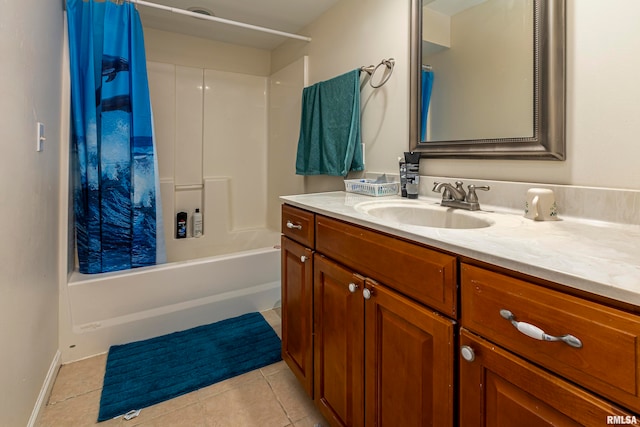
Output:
[
  {"left": 193, "top": 208, "right": 203, "bottom": 238},
  {"left": 176, "top": 211, "right": 187, "bottom": 239}
]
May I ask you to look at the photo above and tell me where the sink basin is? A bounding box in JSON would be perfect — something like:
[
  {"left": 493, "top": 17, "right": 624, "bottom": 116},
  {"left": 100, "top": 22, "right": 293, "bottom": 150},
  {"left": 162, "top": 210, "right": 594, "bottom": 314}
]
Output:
[{"left": 354, "top": 199, "right": 494, "bottom": 229}]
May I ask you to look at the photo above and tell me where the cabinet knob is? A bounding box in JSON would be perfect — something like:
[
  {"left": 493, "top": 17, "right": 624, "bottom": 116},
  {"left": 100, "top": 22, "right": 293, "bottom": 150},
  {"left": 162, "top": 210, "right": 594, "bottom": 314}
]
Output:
[
  {"left": 300, "top": 255, "right": 308, "bottom": 262},
  {"left": 348, "top": 283, "right": 359, "bottom": 293},
  {"left": 286, "top": 220, "right": 302, "bottom": 230},
  {"left": 460, "top": 345, "right": 475, "bottom": 362},
  {"left": 362, "top": 288, "right": 372, "bottom": 300}
]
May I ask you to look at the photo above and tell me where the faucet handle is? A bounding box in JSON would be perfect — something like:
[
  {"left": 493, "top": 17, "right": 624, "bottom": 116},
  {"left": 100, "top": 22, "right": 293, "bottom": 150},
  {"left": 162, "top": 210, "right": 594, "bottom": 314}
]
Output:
[
  {"left": 432, "top": 182, "right": 452, "bottom": 199},
  {"left": 466, "top": 185, "right": 490, "bottom": 203}
]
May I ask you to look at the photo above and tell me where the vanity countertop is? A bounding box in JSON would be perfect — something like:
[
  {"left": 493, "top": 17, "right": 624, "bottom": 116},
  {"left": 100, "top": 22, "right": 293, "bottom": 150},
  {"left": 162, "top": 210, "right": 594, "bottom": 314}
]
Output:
[{"left": 281, "top": 191, "right": 640, "bottom": 307}]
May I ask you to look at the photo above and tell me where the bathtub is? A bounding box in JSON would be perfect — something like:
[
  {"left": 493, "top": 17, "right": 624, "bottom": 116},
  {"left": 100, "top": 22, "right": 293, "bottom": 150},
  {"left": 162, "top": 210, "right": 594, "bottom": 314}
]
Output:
[{"left": 60, "top": 244, "right": 281, "bottom": 362}]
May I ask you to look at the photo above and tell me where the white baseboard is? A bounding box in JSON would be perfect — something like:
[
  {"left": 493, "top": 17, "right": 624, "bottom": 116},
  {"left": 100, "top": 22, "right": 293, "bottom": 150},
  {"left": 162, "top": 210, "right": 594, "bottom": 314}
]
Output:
[{"left": 27, "top": 350, "right": 61, "bottom": 427}]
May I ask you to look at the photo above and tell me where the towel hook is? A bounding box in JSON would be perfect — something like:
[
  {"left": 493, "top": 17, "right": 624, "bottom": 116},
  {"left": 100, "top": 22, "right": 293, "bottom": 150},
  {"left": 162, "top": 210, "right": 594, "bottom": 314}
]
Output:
[{"left": 365, "top": 58, "right": 396, "bottom": 89}]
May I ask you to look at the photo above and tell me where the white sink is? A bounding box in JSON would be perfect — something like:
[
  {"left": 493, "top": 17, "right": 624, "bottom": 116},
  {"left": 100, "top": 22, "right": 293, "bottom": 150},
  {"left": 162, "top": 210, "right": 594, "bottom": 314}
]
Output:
[{"left": 354, "top": 199, "right": 494, "bottom": 229}]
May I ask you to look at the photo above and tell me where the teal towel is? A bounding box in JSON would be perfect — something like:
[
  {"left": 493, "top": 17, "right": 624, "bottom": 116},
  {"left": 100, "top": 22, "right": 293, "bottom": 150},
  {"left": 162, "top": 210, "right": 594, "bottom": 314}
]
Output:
[{"left": 296, "top": 69, "right": 364, "bottom": 176}]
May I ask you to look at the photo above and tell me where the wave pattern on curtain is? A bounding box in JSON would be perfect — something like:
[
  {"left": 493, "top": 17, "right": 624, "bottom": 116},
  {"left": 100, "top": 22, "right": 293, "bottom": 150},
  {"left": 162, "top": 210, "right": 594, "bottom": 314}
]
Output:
[{"left": 67, "top": 0, "right": 165, "bottom": 274}]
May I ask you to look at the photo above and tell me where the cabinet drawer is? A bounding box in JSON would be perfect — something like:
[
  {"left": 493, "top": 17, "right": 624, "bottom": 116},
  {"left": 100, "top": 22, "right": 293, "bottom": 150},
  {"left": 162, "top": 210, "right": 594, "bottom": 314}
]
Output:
[
  {"left": 316, "top": 215, "right": 457, "bottom": 317},
  {"left": 282, "top": 204, "right": 315, "bottom": 248},
  {"left": 461, "top": 263, "right": 640, "bottom": 413}
]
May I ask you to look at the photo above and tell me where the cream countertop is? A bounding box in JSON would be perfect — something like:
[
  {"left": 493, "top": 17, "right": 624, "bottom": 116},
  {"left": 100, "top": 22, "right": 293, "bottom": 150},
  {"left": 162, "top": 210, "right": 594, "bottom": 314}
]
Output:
[{"left": 281, "top": 191, "right": 640, "bottom": 307}]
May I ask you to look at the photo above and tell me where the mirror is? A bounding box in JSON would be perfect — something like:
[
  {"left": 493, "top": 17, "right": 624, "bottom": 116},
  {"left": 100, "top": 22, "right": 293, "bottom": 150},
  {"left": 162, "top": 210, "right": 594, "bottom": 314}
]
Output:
[{"left": 409, "top": 0, "right": 566, "bottom": 159}]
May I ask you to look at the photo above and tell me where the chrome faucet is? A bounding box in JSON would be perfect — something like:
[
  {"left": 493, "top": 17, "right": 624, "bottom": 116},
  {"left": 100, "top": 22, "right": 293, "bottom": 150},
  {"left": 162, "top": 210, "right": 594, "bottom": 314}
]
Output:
[
  {"left": 433, "top": 181, "right": 466, "bottom": 201},
  {"left": 432, "top": 181, "right": 490, "bottom": 211}
]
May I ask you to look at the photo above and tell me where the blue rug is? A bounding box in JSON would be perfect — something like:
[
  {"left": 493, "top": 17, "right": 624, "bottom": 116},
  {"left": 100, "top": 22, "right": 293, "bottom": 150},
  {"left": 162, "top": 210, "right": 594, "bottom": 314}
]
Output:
[{"left": 98, "top": 312, "right": 282, "bottom": 421}]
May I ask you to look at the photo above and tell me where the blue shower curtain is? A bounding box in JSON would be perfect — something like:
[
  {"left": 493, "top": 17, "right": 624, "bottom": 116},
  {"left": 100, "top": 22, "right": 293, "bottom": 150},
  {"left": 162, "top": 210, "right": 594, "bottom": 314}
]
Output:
[
  {"left": 67, "top": 0, "right": 165, "bottom": 274},
  {"left": 421, "top": 70, "right": 434, "bottom": 141}
]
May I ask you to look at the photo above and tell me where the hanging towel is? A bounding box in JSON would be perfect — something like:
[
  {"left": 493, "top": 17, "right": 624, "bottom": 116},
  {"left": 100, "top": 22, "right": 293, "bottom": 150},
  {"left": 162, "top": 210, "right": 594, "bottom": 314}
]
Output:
[{"left": 295, "top": 69, "right": 364, "bottom": 176}]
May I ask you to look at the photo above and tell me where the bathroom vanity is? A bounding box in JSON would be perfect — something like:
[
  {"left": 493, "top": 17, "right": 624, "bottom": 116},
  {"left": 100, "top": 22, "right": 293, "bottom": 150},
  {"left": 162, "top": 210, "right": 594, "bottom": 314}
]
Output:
[{"left": 280, "top": 191, "right": 640, "bottom": 426}]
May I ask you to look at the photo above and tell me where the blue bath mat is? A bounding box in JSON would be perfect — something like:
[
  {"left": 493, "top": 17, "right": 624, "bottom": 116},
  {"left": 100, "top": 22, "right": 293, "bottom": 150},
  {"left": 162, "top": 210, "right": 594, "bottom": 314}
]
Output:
[{"left": 98, "top": 312, "right": 282, "bottom": 421}]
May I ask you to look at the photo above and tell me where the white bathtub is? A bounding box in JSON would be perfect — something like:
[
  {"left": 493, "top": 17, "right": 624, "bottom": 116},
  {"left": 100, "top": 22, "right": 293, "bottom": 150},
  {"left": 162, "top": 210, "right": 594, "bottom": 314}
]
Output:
[{"left": 60, "top": 245, "right": 281, "bottom": 362}]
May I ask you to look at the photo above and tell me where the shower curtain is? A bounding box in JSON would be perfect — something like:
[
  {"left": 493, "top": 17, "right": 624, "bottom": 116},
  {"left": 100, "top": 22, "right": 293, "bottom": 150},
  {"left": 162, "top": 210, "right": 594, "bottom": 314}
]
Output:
[
  {"left": 67, "top": 0, "right": 166, "bottom": 274},
  {"left": 421, "top": 70, "right": 434, "bottom": 141}
]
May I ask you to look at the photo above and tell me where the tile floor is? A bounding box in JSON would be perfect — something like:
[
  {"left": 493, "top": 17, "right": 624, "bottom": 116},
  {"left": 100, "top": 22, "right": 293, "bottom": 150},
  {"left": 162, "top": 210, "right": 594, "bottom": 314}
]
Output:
[{"left": 37, "top": 310, "right": 329, "bottom": 427}]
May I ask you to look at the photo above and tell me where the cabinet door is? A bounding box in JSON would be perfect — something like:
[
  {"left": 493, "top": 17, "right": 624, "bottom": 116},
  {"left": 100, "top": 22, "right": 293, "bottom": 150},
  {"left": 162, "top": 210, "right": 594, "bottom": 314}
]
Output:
[
  {"left": 314, "top": 255, "right": 366, "bottom": 427},
  {"left": 364, "top": 279, "right": 455, "bottom": 427},
  {"left": 459, "top": 329, "right": 635, "bottom": 426},
  {"left": 281, "top": 236, "right": 314, "bottom": 397}
]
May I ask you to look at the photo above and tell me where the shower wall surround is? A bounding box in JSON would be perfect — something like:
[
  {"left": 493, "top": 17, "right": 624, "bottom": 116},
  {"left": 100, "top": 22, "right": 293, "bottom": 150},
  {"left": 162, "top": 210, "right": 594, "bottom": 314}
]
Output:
[
  {"left": 147, "top": 62, "right": 271, "bottom": 261},
  {"left": 144, "top": 31, "right": 307, "bottom": 261}
]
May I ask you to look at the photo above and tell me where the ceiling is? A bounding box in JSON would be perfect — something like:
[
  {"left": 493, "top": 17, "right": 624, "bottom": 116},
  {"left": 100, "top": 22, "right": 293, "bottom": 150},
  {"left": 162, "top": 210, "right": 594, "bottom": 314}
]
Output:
[{"left": 136, "top": 0, "right": 340, "bottom": 50}]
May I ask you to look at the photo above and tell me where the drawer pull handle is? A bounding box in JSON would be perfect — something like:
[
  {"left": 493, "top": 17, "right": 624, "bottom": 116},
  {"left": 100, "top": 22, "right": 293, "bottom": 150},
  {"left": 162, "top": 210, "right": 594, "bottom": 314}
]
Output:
[
  {"left": 286, "top": 221, "right": 303, "bottom": 230},
  {"left": 300, "top": 255, "right": 308, "bottom": 263},
  {"left": 348, "top": 283, "right": 359, "bottom": 293},
  {"left": 500, "top": 309, "right": 583, "bottom": 349}
]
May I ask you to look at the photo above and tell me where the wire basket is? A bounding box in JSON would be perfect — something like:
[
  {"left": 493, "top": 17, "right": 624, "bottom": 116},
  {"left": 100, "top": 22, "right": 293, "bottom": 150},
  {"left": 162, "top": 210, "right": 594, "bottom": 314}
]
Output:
[{"left": 344, "top": 179, "right": 400, "bottom": 197}]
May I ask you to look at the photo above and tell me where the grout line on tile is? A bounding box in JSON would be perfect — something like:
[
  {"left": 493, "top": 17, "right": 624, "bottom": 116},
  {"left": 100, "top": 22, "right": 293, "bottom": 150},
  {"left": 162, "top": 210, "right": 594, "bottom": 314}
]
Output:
[{"left": 261, "top": 367, "right": 297, "bottom": 426}]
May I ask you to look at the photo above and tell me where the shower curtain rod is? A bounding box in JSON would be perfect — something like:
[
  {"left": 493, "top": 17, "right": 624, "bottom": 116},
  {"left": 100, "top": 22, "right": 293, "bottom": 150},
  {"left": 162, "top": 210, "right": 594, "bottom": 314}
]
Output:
[{"left": 126, "top": 0, "right": 312, "bottom": 42}]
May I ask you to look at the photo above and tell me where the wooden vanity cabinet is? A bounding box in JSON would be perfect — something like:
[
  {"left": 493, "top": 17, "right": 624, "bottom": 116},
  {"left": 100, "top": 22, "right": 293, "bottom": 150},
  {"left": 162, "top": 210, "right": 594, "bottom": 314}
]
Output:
[
  {"left": 313, "top": 216, "right": 456, "bottom": 427},
  {"left": 281, "top": 205, "right": 315, "bottom": 397},
  {"left": 281, "top": 203, "right": 640, "bottom": 425},
  {"left": 314, "top": 254, "right": 455, "bottom": 427}
]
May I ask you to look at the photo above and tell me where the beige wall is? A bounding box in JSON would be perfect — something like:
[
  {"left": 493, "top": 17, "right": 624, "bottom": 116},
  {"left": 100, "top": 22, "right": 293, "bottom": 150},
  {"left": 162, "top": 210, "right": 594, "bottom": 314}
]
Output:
[
  {"left": 275, "top": 0, "right": 640, "bottom": 191},
  {"left": 273, "top": 0, "right": 411, "bottom": 192},
  {"left": 144, "top": 28, "right": 271, "bottom": 76},
  {"left": 0, "top": 1, "right": 63, "bottom": 425}
]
